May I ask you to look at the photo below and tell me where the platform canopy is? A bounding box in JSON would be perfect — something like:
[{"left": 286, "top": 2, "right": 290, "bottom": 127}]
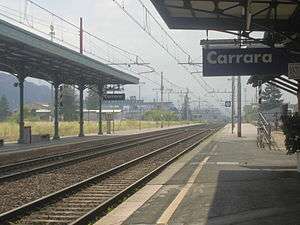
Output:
[
  {"left": 151, "top": 0, "right": 300, "bottom": 94},
  {"left": 151, "top": 0, "right": 300, "bottom": 32},
  {"left": 0, "top": 19, "right": 139, "bottom": 85}
]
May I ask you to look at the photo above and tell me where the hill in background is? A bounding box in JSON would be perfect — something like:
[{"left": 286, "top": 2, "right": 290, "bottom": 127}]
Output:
[{"left": 0, "top": 72, "right": 51, "bottom": 110}]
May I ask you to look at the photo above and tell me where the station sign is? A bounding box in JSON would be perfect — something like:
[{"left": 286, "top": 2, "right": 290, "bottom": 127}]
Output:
[
  {"left": 203, "top": 48, "right": 289, "bottom": 77},
  {"left": 225, "top": 101, "right": 231, "bottom": 108},
  {"left": 103, "top": 94, "right": 125, "bottom": 101}
]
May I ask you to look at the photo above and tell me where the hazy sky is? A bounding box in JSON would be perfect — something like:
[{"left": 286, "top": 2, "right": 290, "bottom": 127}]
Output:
[{"left": 0, "top": 0, "right": 297, "bottom": 111}]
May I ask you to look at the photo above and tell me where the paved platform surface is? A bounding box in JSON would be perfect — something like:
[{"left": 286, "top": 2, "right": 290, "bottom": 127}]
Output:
[
  {"left": 95, "top": 124, "right": 300, "bottom": 225},
  {"left": 0, "top": 124, "right": 191, "bottom": 155}
]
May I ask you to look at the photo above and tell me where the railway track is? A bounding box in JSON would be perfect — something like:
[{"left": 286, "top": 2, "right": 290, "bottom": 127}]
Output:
[
  {"left": 0, "top": 126, "right": 221, "bottom": 225},
  {"left": 0, "top": 127, "right": 194, "bottom": 181},
  {"left": 0, "top": 125, "right": 207, "bottom": 167},
  {"left": 0, "top": 128, "right": 202, "bottom": 215}
]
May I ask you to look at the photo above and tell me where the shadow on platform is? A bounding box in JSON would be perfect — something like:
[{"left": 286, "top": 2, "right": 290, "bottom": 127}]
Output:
[{"left": 205, "top": 169, "right": 300, "bottom": 225}]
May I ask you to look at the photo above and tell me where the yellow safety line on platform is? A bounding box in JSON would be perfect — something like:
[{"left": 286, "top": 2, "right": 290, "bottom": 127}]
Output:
[{"left": 156, "top": 156, "right": 210, "bottom": 225}]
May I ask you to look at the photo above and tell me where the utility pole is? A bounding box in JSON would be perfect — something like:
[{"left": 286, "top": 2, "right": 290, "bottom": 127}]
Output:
[
  {"left": 244, "top": 87, "right": 247, "bottom": 106},
  {"left": 183, "top": 88, "right": 190, "bottom": 122},
  {"left": 237, "top": 32, "right": 242, "bottom": 137},
  {"left": 160, "top": 72, "right": 164, "bottom": 128},
  {"left": 187, "top": 89, "right": 189, "bottom": 122},
  {"left": 237, "top": 76, "right": 242, "bottom": 137},
  {"left": 138, "top": 82, "right": 145, "bottom": 131},
  {"left": 49, "top": 23, "right": 55, "bottom": 122},
  {"left": 231, "top": 76, "right": 235, "bottom": 134}
]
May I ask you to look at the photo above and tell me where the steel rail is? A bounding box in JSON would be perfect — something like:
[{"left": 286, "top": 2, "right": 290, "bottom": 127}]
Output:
[
  {"left": 0, "top": 128, "right": 184, "bottom": 171},
  {"left": 0, "top": 127, "right": 219, "bottom": 224},
  {"left": 72, "top": 129, "right": 218, "bottom": 225},
  {"left": 0, "top": 129, "right": 188, "bottom": 182},
  {"left": 0, "top": 124, "right": 203, "bottom": 167}
]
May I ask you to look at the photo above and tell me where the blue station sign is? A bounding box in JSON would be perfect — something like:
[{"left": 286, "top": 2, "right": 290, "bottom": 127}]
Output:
[{"left": 203, "top": 48, "right": 289, "bottom": 77}]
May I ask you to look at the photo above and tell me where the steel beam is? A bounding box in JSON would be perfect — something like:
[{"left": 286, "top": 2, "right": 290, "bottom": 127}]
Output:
[
  {"left": 78, "top": 85, "right": 85, "bottom": 137},
  {"left": 272, "top": 78, "right": 298, "bottom": 92},
  {"left": 53, "top": 82, "right": 60, "bottom": 140},
  {"left": 98, "top": 83, "right": 104, "bottom": 135},
  {"left": 237, "top": 76, "right": 242, "bottom": 137},
  {"left": 268, "top": 81, "right": 297, "bottom": 95},
  {"left": 231, "top": 76, "right": 235, "bottom": 134},
  {"left": 18, "top": 76, "right": 25, "bottom": 144}
]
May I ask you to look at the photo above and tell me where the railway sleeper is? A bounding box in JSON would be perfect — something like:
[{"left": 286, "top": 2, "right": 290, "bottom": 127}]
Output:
[
  {"left": 21, "top": 218, "right": 73, "bottom": 224},
  {"left": 38, "top": 210, "right": 84, "bottom": 215}
]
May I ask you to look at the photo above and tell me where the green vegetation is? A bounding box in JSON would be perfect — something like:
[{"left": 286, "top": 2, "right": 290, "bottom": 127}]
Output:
[
  {"left": 61, "top": 85, "right": 78, "bottom": 121},
  {"left": 244, "top": 104, "right": 257, "bottom": 123},
  {"left": 0, "top": 95, "right": 10, "bottom": 121},
  {"left": 85, "top": 88, "right": 98, "bottom": 110},
  {"left": 260, "top": 84, "right": 283, "bottom": 110},
  {"left": 144, "top": 109, "right": 178, "bottom": 121},
  {"left": 0, "top": 120, "right": 197, "bottom": 142}
]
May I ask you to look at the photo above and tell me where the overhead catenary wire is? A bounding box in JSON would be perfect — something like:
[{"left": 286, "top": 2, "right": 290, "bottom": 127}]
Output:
[
  {"left": 26, "top": 0, "right": 190, "bottom": 96},
  {"left": 1, "top": 0, "right": 209, "bottom": 105},
  {"left": 113, "top": 0, "right": 215, "bottom": 95}
]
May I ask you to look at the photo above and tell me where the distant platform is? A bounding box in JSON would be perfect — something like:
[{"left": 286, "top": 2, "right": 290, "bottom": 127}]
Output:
[
  {"left": 95, "top": 124, "right": 300, "bottom": 225},
  {"left": 0, "top": 124, "right": 196, "bottom": 155}
]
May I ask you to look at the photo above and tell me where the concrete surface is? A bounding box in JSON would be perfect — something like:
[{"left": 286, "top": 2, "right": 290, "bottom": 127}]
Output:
[{"left": 95, "top": 124, "right": 300, "bottom": 225}]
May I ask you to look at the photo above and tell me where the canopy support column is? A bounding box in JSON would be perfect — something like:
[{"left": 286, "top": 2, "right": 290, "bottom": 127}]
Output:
[
  {"left": 237, "top": 76, "right": 242, "bottom": 137},
  {"left": 78, "top": 85, "right": 85, "bottom": 137},
  {"left": 298, "top": 80, "right": 300, "bottom": 113},
  {"left": 98, "top": 83, "right": 104, "bottom": 135},
  {"left": 53, "top": 82, "right": 60, "bottom": 140},
  {"left": 18, "top": 76, "right": 25, "bottom": 144}
]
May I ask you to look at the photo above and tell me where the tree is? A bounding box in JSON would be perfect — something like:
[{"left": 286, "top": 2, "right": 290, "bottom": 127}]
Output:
[
  {"left": 244, "top": 104, "right": 257, "bottom": 122},
  {"left": 0, "top": 95, "right": 10, "bottom": 121},
  {"left": 260, "top": 83, "right": 283, "bottom": 110},
  {"left": 144, "top": 110, "right": 178, "bottom": 121},
  {"left": 85, "top": 88, "right": 98, "bottom": 110},
  {"left": 61, "top": 85, "right": 78, "bottom": 121}
]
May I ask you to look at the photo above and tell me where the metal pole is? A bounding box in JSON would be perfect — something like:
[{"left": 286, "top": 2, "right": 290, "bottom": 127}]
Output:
[
  {"left": 78, "top": 85, "right": 85, "bottom": 137},
  {"left": 98, "top": 83, "right": 103, "bottom": 135},
  {"left": 18, "top": 76, "right": 25, "bottom": 143},
  {"left": 237, "top": 31, "right": 242, "bottom": 137},
  {"left": 112, "top": 89, "right": 115, "bottom": 134},
  {"left": 237, "top": 76, "right": 242, "bottom": 137},
  {"left": 79, "top": 17, "right": 83, "bottom": 54},
  {"left": 78, "top": 18, "right": 84, "bottom": 137},
  {"left": 51, "top": 85, "right": 54, "bottom": 121},
  {"left": 53, "top": 82, "right": 60, "bottom": 140},
  {"left": 297, "top": 80, "right": 300, "bottom": 113},
  {"left": 231, "top": 76, "right": 235, "bottom": 134},
  {"left": 161, "top": 72, "right": 164, "bottom": 128},
  {"left": 185, "top": 88, "right": 190, "bottom": 123},
  {"left": 139, "top": 84, "right": 142, "bottom": 131}
]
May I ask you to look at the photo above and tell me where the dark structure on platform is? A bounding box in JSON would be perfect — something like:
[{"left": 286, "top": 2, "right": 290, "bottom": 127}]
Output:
[
  {"left": 151, "top": 1, "right": 300, "bottom": 95},
  {"left": 0, "top": 18, "right": 139, "bottom": 143},
  {"left": 151, "top": 0, "right": 300, "bottom": 151}
]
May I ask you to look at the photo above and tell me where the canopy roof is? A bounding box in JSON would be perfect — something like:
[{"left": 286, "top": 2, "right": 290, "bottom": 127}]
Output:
[
  {"left": 151, "top": 0, "right": 300, "bottom": 95},
  {"left": 151, "top": 0, "right": 300, "bottom": 32},
  {"left": 0, "top": 19, "right": 139, "bottom": 85}
]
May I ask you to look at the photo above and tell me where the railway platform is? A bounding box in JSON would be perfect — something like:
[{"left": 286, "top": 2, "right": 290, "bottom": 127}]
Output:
[
  {"left": 0, "top": 124, "right": 193, "bottom": 155},
  {"left": 95, "top": 124, "right": 300, "bottom": 225}
]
